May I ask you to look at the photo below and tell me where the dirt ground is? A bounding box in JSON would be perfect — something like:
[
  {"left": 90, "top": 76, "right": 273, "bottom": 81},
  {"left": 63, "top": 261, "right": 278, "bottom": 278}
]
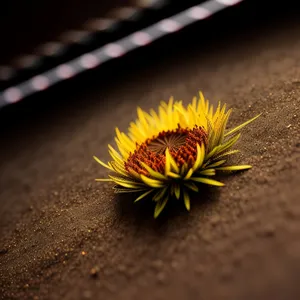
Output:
[{"left": 1, "top": 2, "right": 300, "bottom": 300}]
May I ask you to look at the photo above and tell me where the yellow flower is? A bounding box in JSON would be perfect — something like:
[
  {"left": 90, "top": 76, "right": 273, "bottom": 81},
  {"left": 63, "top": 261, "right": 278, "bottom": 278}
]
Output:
[{"left": 94, "top": 92, "right": 260, "bottom": 218}]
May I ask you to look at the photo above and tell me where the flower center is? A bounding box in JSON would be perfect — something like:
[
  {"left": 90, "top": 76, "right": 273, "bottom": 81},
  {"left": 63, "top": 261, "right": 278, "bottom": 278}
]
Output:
[
  {"left": 147, "top": 131, "right": 187, "bottom": 155},
  {"left": 125, "top": 125, "right": 207, "bottom": 176}
]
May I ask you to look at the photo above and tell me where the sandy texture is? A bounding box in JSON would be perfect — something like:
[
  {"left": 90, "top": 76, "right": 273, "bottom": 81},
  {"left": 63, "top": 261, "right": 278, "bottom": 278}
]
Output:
[{"left": 1, "top": 2, "right": 300, "bottom": 300}]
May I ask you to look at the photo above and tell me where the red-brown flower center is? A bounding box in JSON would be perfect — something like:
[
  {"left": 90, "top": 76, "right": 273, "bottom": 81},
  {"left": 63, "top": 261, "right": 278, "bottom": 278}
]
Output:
[{"left": 124, "top": 125, "right": 207, "bottom": 177}]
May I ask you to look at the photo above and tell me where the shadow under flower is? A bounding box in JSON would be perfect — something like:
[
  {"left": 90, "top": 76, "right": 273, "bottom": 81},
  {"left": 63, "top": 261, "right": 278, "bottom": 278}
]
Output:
[{"left": 114, "top": 184, "right": 222, "bottom": 234}]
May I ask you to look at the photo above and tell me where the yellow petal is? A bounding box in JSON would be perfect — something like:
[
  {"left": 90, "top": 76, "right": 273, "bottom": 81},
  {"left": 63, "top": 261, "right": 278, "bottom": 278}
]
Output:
[
  {"left": 193, "top": 143, "right": 205, "bottom": 170},
  {"left": 184, "top": 168, "right": 194, "bottom": 180},
  {"left": 153, "top": 187, "right": 168, "bottom": 201},
  {"left": 137, "top": 107, "right": 149, "bottom": 131},
  {"left": 191, "top": 177, "right": 224, "bottom": 187},
  {"left": 192, "top": 96, "right": 197, "bottom": 111},
  {"left": 183, "top": 190, "right": 191, "bottom": 211},
  {"left": 140, "top": 162, "right": 167, "bottom": 180},
  {"left": 165, "top": 148, "right": 179, "bottom": 174},
  {"left": 110, "top": 162, "right": 128, "bottom": 177},
  {"left": 134, "top": 189, "right": 153, "bottom": 202},
  {"left": 225, "top": 113, "right": 262, "bottom": 137},
  {"left": 198, "top": 169, "right": 216, "bottom": 176},
  {"left": 174, "top": 185, "right": 181, "bottom": 199},
  {"left": 95, "top": 178, "right": 112, "bottom": 182},
  {"left": 206, "top": 133, "right": 241, "bottom": 160},
  {"left": 184, "top": 182, "right": 199, "bottom": 192},
  {"left": 213, "top": 150, "right": 239, "bottom": 160},
  {"left": 140, "top": 175, "right": 164, "bottom": 188},
  {"left": 127, "top": 167, "right": 142, "bottom": 180},
  {"left": 216, "top": 165, "right": 252, "bottom": 171},
  {"left": 114, "top": 187, "right": 147, "bottom": 193},
  {"left": 205, "top": 159, "right": 226, "bottom": 168},
  {"left": 108, "top": 144, "right": 123, "bottom": 163},
  {"left": 93, "top": 156, "right": 113, "bottom": 171},
  {"left": 167, "top": 172, "right": 181, "bottom": 179},
  {"left": 154, "top": 197, "right": 168, "bottom": 218},
  {"left": 109, "top": 175, "right": 144, "bottom": 189},
  {"left": 180, "top": 162, "right": 188, "bottom": 176}
]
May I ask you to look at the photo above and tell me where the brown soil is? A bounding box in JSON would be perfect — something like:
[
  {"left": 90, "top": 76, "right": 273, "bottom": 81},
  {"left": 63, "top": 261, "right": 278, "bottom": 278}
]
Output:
[{"left": 1, "top": 3, "right": 300, "bottom": 300}]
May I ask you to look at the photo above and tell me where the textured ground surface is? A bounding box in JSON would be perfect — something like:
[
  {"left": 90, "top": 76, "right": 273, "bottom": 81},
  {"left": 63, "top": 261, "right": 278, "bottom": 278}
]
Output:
[{"left": 1, "top": 2, "right": 300, "bottom": 300}]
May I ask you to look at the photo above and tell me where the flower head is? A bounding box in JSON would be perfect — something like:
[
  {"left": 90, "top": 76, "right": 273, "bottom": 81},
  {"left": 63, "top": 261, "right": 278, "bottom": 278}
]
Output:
[{"left": 94, "top": 92, "right": 260, "bottom": 218}]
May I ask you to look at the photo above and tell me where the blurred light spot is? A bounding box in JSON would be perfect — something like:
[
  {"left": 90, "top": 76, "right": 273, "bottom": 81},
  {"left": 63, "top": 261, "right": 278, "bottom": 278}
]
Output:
[
  {"left": 104, "top": 43, "right": 124, "bottom": 57},
  {"left": 38, "top": 42, "right": 65, "bottom": 56},
  {"left": 80, "top": 54, "right": 100, "bottom": 69},
  {"left": 187, "top": 6, "right": 211, "bottom": 19},
  {"left": 60, "top": 30, "right": 91, "bottom": 43},
  {"left": 13, "top": 55, "right": 40, "bottom": 69},
  {"left": 56, "top": 64, "right": 75, "bottom": 79},
  {"left": 3, "top": 87, "right": 22, "bottom": 103},
  {"left": 138, "top": 0, "right": 166, "bottom": 8},
  {"left": 0, "top": 66, "right": 15, "bottom": 81},
  {"left": 159, "top": 19, "right": 181, "bottom": 32},
  {"left": 111, "top": 7, "right": 139, "bottom": 20},
  {"left": 131, "top": 31, "right": 152, "bottom": 46},
  {"left": 31, "top": 75, "right": 49, "bottom": 91},
  {"left": 216, "top": 0, "right": 243, "bottom": 5},
  {"left": 137, "top": 0, "right": 153, "bottom": 7},
  {"left": 84, "top": 18, "right": 116, "bottom": 31}
]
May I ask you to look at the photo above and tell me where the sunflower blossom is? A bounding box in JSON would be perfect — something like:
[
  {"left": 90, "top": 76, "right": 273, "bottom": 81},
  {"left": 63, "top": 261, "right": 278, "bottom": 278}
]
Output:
[{"left": 94, "top": 92, "right": 261, "bottom": 218}]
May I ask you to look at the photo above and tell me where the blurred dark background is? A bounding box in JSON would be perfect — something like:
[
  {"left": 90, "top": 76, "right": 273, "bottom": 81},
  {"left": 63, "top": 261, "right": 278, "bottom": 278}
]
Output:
[
  {"left": 2, "top": 0, "right": 217, "bottom": 90},
  {"left": 0, "top": 0, "right": 128, "bottom": 64},
  {"left": 1, "top": 0, "right": 299, "bottom": 66},
  {"left": 1, "top": 0, "right": 300, "bottom": 114}
]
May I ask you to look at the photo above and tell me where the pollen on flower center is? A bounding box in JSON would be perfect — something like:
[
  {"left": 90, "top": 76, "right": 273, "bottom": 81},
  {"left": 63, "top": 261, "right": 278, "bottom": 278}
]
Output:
[
  {"left": 124, "top": 125, "right": 208, "bottom": 176},
  {"left": 148, "top": 131, "right": 187, "bottom": 154}
]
